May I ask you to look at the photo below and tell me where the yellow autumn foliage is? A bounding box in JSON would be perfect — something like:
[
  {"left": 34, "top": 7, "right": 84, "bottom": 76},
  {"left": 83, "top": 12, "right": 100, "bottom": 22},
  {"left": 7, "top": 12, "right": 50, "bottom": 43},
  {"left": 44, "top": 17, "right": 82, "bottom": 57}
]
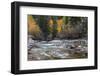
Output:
[
  {"left": 56, "top": 19, "right": 63, "bottom": 33},
  {"left": 48, "top": 19, "right": 54, "bottom": 32},
  {"left": 48, "top": 19, "right": 53, "bottom": 27},
  {"left": 28, "top": 15, "right": 41, "bottom": 35}
]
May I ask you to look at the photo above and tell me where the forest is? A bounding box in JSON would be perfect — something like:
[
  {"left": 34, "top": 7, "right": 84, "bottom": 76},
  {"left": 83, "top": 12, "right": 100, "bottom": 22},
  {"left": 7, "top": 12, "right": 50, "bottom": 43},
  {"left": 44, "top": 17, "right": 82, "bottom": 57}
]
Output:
[
  {"left": 28, "top": 15, "right": 88, "bottom": 60},
  {"left": 28, "top": 15, "right": 88, "bottom": 41}
]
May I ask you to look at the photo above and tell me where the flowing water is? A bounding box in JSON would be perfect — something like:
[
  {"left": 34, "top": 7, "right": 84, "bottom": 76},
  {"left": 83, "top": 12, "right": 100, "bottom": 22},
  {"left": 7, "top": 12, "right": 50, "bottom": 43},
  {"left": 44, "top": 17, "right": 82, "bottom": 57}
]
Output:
[{"left": 28, "top": 36, "right": 88, "bottom": 61}]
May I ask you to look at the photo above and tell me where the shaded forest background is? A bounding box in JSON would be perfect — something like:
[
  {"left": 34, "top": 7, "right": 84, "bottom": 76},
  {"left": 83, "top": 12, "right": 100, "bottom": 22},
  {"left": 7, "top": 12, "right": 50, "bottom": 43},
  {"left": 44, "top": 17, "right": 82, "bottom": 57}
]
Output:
[{"left": 28, "top": 15, "right": 88, "bottom": 41}]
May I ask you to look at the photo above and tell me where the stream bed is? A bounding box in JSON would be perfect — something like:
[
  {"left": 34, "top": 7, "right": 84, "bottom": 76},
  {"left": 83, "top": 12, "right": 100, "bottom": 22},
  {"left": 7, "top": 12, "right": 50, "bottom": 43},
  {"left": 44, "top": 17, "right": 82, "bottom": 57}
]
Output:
[{"left": 28, "top": 36, "right": 88, "bottom": 61}]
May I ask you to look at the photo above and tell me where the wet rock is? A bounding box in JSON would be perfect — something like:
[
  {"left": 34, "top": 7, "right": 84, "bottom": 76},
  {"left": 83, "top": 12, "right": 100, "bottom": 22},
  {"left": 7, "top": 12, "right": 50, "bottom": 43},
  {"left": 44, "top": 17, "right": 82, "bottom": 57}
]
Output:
[{"left": 28, "top": 37, "right": 88, "bottom": 60}]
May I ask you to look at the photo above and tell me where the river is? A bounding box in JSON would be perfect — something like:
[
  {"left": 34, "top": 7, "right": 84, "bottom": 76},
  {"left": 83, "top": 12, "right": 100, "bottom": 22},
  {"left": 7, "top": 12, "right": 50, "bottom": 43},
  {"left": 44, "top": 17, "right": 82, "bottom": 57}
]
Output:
[{"left": 28, "top": 36, "right": 88, "bottom": 61}]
